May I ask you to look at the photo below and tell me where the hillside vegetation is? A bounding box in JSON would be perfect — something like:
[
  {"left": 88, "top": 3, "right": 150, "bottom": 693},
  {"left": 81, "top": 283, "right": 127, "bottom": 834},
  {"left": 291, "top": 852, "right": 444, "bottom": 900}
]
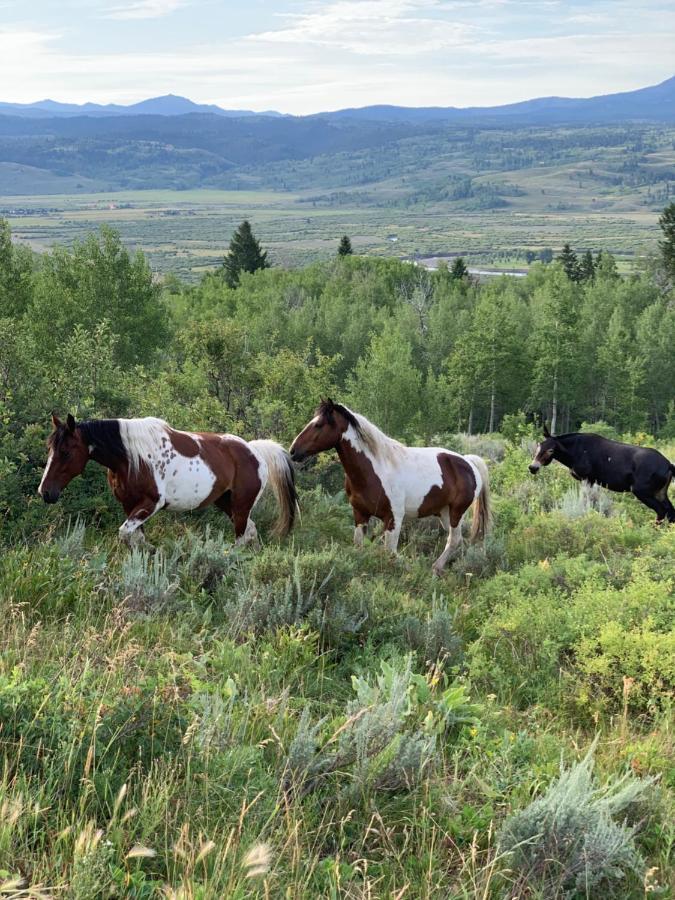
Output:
[{"left": 0, "top": 223, "right": 673, "bottom": 897}]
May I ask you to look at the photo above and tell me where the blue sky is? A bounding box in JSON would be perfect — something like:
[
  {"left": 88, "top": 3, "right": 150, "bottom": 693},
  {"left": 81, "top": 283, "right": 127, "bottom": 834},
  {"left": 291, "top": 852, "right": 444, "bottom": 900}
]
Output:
[{"left": 1, "top": 1, "right": 674, "bottom": 113}]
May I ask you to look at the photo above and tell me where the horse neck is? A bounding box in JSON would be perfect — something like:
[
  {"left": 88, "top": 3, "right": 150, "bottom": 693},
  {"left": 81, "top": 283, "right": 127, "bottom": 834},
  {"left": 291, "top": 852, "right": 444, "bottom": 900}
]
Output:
[
  {"left": 336, "top": 433, "right": 375, "bottom": 485},
  {"left": 553, "top": 435, "right": 576, "bottom": 467},
  {"left": 79, "top": 421, "right": 128, "bottom": 474}
]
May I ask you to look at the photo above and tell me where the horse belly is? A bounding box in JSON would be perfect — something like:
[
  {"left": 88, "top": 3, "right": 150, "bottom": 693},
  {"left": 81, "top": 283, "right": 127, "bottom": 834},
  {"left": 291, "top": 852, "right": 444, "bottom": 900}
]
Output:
[
  {"left": 401, "top": 451, "right": 445, "bottom": 518},
  {"left": 163, "top": 455, "right": 217, "bottom": 511}
]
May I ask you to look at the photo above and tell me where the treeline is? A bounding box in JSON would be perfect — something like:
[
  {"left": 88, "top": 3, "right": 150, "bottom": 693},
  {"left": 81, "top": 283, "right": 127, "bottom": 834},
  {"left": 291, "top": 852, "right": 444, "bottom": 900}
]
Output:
[{"left": 1, "top": 214, "right": 674, "bottom": 528}]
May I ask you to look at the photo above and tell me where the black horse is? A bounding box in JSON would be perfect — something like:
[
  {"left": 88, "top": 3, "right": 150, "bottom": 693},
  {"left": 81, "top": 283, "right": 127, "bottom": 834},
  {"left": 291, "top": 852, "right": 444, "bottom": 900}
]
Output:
[{"left": 529, "top": 426, "right": 675, "bottom": 523}]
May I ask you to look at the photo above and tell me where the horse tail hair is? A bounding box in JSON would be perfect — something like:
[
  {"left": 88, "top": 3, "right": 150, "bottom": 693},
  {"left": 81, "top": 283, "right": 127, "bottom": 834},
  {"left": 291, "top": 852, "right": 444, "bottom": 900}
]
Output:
[
  {"left": 249, "top": 440, "right": 299, "bottom": 537},
  {"left": 466, "top": 454, "right": 492, "bottom": 543}
]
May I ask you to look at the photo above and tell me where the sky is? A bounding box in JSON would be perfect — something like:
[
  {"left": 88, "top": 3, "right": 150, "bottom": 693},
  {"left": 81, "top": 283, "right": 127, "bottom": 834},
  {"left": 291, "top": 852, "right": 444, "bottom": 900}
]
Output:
[{"left": 1, "top": 0, "right": 674, "bottom": 114}]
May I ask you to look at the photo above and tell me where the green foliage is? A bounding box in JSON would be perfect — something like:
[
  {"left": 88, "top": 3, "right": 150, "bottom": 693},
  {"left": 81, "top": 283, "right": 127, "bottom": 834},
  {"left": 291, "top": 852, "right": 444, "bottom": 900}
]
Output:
[
  {"left": 222, "top": 219, "right": 269, "bottom": 288},
  {"left": 557, "top": 243, "right": 581, "bottom": 282},
  {"left": 499, "top": 739, "right": 655, "bottom": 898},
  {"left": 658, "top": 200, "right": 675, "bottom": 281},
  {"left": 337, "top": 234, "right": 353, "bottom": 256},
  {"left": 0, "top": 221, "right": 673, "bottom": 898}
]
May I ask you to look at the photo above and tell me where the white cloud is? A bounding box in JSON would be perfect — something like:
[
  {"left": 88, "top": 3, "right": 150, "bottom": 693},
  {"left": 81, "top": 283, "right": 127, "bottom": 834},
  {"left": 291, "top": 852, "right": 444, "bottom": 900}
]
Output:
[
  {"left": 103, "top": 0, "right": 186, "bottom": 20},
  {"left": 251, "top": 1, "right": 480, "bottom": 55}
]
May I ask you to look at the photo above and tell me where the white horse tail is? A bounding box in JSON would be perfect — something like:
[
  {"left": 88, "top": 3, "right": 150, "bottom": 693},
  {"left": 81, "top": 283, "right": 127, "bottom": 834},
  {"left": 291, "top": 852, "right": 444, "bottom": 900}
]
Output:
[
  {"left": 466, "top": 454, "right": 492, "bottom": 542},
  {"left": 249, "top": 440, "right": 299, "bottom": 537}
]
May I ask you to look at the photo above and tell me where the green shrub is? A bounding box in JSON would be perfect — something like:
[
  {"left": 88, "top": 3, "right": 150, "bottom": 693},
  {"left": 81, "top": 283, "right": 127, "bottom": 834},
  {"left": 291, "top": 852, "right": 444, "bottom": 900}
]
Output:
[{"left": 499, "top": 739, "right": 655, "bottom": 898}]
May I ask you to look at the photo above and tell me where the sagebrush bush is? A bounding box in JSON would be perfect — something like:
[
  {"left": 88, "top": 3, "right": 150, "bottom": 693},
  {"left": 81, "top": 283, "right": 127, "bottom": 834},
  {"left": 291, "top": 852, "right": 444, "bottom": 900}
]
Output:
[
  {"left": 284, "top": 657, "right": 478, "bottom": 805},
  {"left": 120, "top": 547, "right": 179, "bottom": 610},
  {"left": 177, "top": 524, "right": 235, "bottom": 590},
  {"left": 499, "top": 739, "right": 655, "bottom": 898}
]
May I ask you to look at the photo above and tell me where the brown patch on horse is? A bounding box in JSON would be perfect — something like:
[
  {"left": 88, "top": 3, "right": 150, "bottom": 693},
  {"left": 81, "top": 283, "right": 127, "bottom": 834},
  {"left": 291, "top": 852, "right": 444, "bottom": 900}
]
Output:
[
  {"left": 417, "top": 453, "right": 476, "bottom": 526},
  {"left": 338, "top": 439, "right": 395, "bottom": 529},
  {"left": 168, "top": 429, "right": 199, "bottom": 457},
  {"left": 196, "top": 436, "right": 262, "bottom": 537},
  {"left": 107, "top": 458, "right": 160, "bottom": 515}
]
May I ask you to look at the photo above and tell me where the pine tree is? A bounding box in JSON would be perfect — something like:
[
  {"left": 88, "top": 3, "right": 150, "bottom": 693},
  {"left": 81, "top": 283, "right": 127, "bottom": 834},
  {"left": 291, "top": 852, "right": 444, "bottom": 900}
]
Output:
[
  {"left": 222, "top": 220, "right": 269, "bottom": 288},
  {"left": 450, "top": 257, "right": 469, "bottom": 280},
  {"left": 557, "top": 244, "right": 581, "bottom": 282},
  {"left": 658, "top": 201, "right": 675, "bottom": 280},
  {"left": 579, "top": 250, "right": 595, "bottom": 282},
  {"left": 338, "top": 235, "right": 353, "bottom": 257}
]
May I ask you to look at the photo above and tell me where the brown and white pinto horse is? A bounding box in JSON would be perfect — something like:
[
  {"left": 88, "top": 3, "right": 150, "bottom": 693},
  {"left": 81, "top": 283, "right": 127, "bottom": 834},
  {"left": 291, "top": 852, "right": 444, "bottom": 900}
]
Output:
[
  {"left": 39, "top": 415, "right": 297, "bottom": 546},
  {"left": 290, "top": 400, "right": 491, "bottom": 574}
]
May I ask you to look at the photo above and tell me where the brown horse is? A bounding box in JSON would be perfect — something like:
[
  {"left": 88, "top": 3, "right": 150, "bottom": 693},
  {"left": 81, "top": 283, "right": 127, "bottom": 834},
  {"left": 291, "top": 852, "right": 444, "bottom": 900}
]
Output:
[
  {"left": 290, "top": 400, "right": 491, "bottom": 574},
  {"left": 39, "top": 414, "right": 297, "bottom": 546}
]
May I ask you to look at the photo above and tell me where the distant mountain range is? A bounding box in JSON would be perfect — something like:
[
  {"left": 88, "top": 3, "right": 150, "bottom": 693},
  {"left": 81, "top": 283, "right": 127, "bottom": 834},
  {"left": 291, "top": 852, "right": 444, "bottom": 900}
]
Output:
[
  {"left": 1, "top": 76, "right": 674, "bottom": 124},
  {"left": 319, "top": 76, "right": 675, "bottom": 124},
  {"left": 0, "top": 94, "right": 284, "bottom": 119}
]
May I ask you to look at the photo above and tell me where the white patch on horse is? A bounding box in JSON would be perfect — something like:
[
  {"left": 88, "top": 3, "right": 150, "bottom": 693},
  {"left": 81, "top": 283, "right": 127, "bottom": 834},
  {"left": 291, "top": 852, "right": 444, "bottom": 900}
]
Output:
[
  {"left": 119, "top": 418, "right": 217, "bottom": 511},
  {"left": 119, "top": 417, "right": 171, "bottom": 473},
  {"left": 38, "top": 450, "right": 54, "bottom": 494}
]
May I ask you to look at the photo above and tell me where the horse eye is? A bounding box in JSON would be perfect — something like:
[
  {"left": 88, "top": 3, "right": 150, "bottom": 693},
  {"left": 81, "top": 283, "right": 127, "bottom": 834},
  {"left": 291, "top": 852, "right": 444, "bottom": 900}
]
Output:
[{"left": 314, "top": 423, "right": 322, "bottom": 430}]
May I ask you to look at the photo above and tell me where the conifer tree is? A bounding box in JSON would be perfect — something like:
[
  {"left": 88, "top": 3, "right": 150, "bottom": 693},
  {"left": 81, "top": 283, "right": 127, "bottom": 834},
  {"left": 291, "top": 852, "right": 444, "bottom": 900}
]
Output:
[
  {"left": 579, "top": 250, "right": 595, "bottom": 282},
  {"left": 222, "top": 220, "right": 269, "bottom": 288},
  {"left": 557, "top": 244, "right": 581, "bottom": 282},
  {"left": 658, "top": 201, "right": 675, "bottom": 280},
  {"left": 338, "top": 235, "right": 353, "bottom": 256},
  {"left": 450, "top": 257, "right": 469, "bottom": 280}
]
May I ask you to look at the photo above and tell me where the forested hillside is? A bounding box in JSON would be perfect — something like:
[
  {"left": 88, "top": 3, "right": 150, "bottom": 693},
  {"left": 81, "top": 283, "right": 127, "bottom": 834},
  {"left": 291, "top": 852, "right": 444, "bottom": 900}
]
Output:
[{"left": 0, "top": 220, "right": 673, "bottom": 897}]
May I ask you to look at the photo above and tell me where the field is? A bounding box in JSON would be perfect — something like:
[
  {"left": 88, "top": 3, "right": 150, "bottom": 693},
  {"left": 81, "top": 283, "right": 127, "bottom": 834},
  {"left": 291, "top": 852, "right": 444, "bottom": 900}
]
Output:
[
  {"left": 3, "top": 121, "right": 674, "bottom": 277},
  {"left": 1, "top": 187, "right": 663, "bottom": 278},
  {"left": 1, "top": 436, "right": 673, "bottom": 898}
]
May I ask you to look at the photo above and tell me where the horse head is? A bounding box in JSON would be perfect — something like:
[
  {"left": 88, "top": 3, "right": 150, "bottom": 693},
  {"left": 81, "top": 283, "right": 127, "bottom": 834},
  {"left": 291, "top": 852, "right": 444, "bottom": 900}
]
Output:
[
  {"left": 38, "top": 414, "right": 90, "bottom": 503},
  {"left": 290, "top": 399, "right": 350, "bottom": 462},
  {"left": 529, "top": 424, "right": 557, "bottom": 474}
]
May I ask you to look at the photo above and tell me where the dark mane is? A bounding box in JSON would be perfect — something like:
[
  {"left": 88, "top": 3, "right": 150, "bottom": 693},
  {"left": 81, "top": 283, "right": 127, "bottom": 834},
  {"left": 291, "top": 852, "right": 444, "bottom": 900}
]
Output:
[
  {"left": 49, "top": 418, "right": 127, "bottom": 463},
  {"left": 318, "top": 400, "right": 365, "bottom": 439}
]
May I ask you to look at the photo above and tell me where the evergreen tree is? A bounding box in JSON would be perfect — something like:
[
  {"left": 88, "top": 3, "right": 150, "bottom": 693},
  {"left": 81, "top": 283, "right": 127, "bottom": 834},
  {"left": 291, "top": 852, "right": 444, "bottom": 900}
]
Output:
[
  {"left": 579, "top": 250, "right": 595, "bottom": 282},
  {"left": 450, "top": 257, "right": 469, "bottom": 280},
  {"left": 658, "top": 201, "right": 675, "bottom": 280},
  {"left": 338, "top": 235, "right": 353, "bottom": 257},
  {"left": 557, "top": 244, "right": 581, "bottom": 282},
  {"left": 222, "top": 220, "right": 269, "bottom": 288}
]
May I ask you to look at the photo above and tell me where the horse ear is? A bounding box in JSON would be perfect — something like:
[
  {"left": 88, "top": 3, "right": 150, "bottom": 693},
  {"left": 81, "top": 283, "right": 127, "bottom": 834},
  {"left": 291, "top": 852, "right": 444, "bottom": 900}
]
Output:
[
  {"left": 543, "top": 423, "right": 551, "bottom": 438},
  {"left": 326, "top": 397, "right": 334, "bottom": 409},
  {"left": 66, "top": 414, "right": 76, "bottom": 433},
  {"left": 51, "top": 413, "right": 62, "bottom": 430}
]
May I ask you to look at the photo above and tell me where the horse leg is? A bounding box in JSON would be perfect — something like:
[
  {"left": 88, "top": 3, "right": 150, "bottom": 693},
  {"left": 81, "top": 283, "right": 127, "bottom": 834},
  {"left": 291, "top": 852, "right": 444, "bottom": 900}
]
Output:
[
  {"left": 383, "top": 509, "right": 403, "bottom": 554},
  {"left": 226, "top": 483, "right": 262, "bottom": 547},
  {"left": 633, "top": 489, "right": 667, "bottom": 523},
  {"left": 655, "top": 477, "right": 675, "bottom": 523},
  {"left": 432, "top": 507, "right": 463, "bottom": 576},
  {"left": 352, "top": 505, "right": 370, "bottom": 548},
  {"left": 119, "top": 498, "right": 163, "bottom": 547}
]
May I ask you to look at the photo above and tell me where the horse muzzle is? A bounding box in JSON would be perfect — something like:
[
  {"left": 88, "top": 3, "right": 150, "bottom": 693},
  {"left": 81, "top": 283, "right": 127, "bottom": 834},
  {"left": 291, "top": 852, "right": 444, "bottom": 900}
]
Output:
[
  {"left": 290, "top": 448, "right": 307, "bottom": 463},
  {"left": 528, "top": 464, "right": 540, "bottom": 475},
  {"left": 40, "top": 488, "right": 61, "bottom": 503}
]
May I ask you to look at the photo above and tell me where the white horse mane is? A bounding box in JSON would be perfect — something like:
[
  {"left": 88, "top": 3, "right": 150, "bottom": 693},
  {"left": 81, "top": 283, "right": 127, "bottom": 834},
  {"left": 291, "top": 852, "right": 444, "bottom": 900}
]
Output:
[
  {"left": 119, "top": 417, "right": 171, "bottom": 472},
  {"left": 341, "top": 406, "right": 406, "bottom": 465}
]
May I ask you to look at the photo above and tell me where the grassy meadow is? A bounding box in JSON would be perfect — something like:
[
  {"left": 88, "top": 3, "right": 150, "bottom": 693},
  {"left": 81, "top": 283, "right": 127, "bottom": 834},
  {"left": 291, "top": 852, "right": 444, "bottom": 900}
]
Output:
[
  {"left": 3, "top": 122, "right": 673, "bottom": 277},
  {"left": 1, "top": 188, "right": 662, "bottom": 279},
  {"left": 1, "top": 435, "right": 673, "bottom": 898}
]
